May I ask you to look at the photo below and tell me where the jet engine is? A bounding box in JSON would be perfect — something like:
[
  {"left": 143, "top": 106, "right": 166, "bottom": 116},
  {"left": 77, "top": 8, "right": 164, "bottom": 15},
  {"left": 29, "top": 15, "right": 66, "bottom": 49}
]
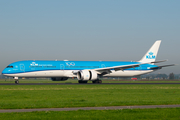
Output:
[
  {"left": 51, "top": 77, "right": 69, "bottom": 81},
  {"left": 77, "top": 70, "right": 98, "bottom": 81}
]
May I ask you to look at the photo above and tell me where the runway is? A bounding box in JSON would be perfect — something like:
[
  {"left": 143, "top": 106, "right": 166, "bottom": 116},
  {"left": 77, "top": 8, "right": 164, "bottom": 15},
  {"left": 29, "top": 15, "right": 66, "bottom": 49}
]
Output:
[
  {"left": 0, "top": 105, "right": 180, "bottom": 113},
  {"left": 0, "top": 83, "right": 180, "bottom": 85}
]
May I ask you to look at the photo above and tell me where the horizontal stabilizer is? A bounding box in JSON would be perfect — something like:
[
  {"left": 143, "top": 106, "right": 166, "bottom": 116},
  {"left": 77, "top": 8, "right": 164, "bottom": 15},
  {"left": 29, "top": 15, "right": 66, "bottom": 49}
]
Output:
[
  {"left": 150, "top": 60, "right": 168, "bottom": 64},
  {"left": 150, "top": 64, "right": 176, "bottom": 69}
]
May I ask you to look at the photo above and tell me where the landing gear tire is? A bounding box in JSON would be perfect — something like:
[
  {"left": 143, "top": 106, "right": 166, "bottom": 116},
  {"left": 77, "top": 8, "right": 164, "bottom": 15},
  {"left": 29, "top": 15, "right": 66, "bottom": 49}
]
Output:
[
  {"left": 78, "top": 80, "right": 88, "bottom": 83},
  {"left": 15, "top": 80, "right": 19, "bottom": 84},
  {"left": 92, "top": 80, "right": 102, "bottom": 84}
]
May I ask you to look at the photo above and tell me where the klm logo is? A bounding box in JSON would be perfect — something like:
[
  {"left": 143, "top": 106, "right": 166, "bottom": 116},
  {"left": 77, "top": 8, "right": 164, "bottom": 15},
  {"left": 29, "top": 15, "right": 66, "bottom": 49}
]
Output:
[
  {"left": 30, "top": 62, "right": 38, "bottom": 66},
  {"left": 146, "top": 52, "right": 156, "bottom": 59},
  {"left": 66, "top": 62, "right": 75, "bottom": 66}
]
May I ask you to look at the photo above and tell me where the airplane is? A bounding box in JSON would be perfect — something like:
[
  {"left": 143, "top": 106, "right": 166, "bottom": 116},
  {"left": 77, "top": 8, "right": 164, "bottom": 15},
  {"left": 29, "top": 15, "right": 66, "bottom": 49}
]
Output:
[{"left": 2, "top": 40, "right": 175, "bottom": 84}]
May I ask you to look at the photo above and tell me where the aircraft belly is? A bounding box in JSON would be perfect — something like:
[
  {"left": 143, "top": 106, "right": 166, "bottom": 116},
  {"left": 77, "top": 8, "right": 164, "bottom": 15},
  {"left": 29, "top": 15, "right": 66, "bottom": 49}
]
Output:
[{"left": 5, "top": 70, "right": 73, "bottom": 78}]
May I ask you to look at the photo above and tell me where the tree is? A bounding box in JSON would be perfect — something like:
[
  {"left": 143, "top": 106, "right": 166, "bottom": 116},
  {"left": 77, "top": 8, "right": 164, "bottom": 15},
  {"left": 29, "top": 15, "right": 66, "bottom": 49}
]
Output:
[
  {"left": 156, "top": 74, "right": 168, "bottom": 79},
  {"left": 146, "top": 76, "right": 150, "bottom": 80},
  {"left": 169, "top": 73, "right": 175, "bottom": 80}
]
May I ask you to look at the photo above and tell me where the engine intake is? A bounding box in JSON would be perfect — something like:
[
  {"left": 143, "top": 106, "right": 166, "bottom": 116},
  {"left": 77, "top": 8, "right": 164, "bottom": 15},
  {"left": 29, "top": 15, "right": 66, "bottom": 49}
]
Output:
[{"left": 77, "top": 70, "right": 97, "bottom": 81}]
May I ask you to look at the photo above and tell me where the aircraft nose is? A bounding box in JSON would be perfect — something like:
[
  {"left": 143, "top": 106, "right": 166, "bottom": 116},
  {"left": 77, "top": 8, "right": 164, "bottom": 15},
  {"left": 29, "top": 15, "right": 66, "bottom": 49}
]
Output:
[
  {"left": 2, "top": 69, "right": 7, "bottom": 74},
  {"left": 2, "top": 70, "right": 5, "bottom": 75}
]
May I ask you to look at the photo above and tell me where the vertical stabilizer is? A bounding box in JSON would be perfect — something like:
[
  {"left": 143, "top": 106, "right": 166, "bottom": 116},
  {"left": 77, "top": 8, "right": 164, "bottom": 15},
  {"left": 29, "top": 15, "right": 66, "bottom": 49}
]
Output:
[{"left": 139, "top": 40, "right": 161, "bottom": 64}]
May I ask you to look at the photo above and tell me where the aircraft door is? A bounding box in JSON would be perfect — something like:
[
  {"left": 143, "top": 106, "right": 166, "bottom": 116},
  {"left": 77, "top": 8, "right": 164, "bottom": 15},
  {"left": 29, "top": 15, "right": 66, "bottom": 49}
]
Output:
[
  {"left": 139, "top": 65, "right": 142, "bottom": 71},
  {"left": 20, "top": 64, "right": 25, "bottom": 72},
  {"left": 60, "top": 64, "right": 64, "bottom": 70},
  {"left": 101, "top": 64, "right": 106, "bottom": 68}
]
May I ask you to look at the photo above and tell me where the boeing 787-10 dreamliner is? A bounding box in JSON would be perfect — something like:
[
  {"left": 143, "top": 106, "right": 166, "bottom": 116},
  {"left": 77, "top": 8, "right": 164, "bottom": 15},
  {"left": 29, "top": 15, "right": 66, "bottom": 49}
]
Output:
[{"left": 2, "top": 40, "right": 175, "bottom": 84}]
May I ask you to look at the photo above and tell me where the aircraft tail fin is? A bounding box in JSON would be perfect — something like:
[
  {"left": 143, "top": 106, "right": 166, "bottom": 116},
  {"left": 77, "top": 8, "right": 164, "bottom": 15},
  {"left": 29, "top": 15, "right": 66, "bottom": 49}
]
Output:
[{"left": 139, "top": 40, "right": 161, "bottom": 64}]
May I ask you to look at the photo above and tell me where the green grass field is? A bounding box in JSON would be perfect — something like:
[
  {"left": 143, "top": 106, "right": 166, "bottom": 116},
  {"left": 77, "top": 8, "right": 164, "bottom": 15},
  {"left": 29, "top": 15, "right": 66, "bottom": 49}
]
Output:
[
  {"left": 0, "top": 108, "right": 180, "bottom": 120},
  {"left": 0, "top": 84, "right": 180, "bottom": 109},
  {"left": 1, "top": 80, "right": 180, "bottom": 119}
]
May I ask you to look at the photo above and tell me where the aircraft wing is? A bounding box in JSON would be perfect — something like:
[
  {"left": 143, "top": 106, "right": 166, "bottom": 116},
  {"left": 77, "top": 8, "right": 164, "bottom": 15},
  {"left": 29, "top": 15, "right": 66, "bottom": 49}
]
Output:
[
  {"left": 93, "top": 60, "right": 174, "bottom": 75},
  {"left": 72, "top": 60, "right": 174, "bottom": 76},
  {"left": 93, "top": 63, "right": 141, "bottom": 75}
]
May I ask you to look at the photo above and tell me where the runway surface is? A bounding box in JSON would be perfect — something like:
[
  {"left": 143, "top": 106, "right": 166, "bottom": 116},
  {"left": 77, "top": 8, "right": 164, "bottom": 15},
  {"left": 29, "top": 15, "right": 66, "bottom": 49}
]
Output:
[
  {"left": 0, "top": 83, "right": 180, "bottom": 85},
  {"left": 0, "top": 105, "right": 180, "bottom": 113}
]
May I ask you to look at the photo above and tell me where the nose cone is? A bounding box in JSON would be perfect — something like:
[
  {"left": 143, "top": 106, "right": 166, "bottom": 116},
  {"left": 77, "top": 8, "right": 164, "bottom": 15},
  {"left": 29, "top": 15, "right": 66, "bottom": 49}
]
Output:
[
  {"left": 2, "top": 69, "right": 8, "bottom": 75},
  {"left": 2, "top": 70, "right": 5, "bottom": 75}
]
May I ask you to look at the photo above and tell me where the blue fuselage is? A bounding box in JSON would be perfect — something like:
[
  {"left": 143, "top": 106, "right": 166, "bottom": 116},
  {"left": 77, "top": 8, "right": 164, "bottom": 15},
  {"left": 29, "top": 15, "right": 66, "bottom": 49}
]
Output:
[{"left": 2, "top": 60, "right": 157, "bottom": 75}]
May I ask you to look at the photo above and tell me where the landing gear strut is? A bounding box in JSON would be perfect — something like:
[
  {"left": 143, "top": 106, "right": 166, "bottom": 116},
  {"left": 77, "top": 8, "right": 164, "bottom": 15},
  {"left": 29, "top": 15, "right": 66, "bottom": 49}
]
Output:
[
  {"left": 92, "top": 79, "right": 102, "bottom": 83},
  {"left": 15, "top": 80, "right": 19, "bottom": 84},
  {"left": 14, "top": 77, "right": 19, "bottom": 84},
  {"left": 78, "top": 80, "right": 102, "bottom": 84}
]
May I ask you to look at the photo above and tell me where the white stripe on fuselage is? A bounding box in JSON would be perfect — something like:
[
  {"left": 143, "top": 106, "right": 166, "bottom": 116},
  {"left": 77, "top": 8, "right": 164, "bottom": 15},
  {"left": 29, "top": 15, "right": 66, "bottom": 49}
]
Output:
[{"left": 3, "top": 70, "right": 154, "bottom": 78}]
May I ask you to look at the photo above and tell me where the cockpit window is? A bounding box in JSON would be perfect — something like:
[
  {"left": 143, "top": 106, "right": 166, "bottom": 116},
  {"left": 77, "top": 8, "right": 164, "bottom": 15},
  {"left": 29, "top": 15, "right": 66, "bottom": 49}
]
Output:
[{"left": 6, "top": 66, "right": 13, "bottom": 68}]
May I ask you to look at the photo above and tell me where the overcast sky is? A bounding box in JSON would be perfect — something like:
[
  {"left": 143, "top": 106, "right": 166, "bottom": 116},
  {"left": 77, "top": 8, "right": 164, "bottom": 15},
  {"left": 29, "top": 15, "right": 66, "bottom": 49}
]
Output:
[{"left": 0, "top": 0, "right": 179, "bottom": 74}]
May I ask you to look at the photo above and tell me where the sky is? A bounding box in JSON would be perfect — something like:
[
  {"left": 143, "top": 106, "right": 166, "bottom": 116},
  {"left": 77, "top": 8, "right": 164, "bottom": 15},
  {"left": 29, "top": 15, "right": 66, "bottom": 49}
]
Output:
[{"left": 0, "top": 0, "right": 180, "bottom": 74}]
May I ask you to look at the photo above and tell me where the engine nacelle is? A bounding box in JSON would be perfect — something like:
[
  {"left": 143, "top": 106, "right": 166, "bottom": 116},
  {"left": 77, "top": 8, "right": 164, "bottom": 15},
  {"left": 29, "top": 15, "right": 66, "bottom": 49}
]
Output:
[
  {"left": 51, "top": 77, "right": 69, "bottom": 81},
  {"left": 77, "top": 70, "right": 98, "bottom": 81}
]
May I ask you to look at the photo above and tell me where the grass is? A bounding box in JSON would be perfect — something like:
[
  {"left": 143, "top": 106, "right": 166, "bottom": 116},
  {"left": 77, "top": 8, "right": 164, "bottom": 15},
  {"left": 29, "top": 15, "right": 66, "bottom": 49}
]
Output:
[
  {"left": 0, "top": 108, "right": 180, "bottom": 120},
  {"left": 0, "top": 84, "right": 180, "bottom": 109},
  {"left": 0, "top": 79, "right": 78, "bottom": 83},
  {"left": 1, "top": 82, "right": 180, "bottom": 119}
]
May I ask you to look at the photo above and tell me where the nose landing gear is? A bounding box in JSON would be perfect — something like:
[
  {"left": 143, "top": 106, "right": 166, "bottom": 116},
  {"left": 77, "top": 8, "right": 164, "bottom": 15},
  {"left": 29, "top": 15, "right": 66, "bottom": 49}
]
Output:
[{"left": 14, "top": 77, "right": 19, "bottom": 84}]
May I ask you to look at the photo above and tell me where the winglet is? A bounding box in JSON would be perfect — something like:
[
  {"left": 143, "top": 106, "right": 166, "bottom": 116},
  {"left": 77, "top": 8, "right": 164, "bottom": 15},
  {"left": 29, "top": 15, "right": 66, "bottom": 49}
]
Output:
[{"left": 139, "top": 40, "right": 161, "bottom": 64}]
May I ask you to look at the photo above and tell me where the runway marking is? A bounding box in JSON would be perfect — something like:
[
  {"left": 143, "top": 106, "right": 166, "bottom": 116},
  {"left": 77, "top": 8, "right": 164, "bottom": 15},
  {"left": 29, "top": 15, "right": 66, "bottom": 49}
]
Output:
[{"left": 0, "top": 105, "right": 180, "bottom": 113}]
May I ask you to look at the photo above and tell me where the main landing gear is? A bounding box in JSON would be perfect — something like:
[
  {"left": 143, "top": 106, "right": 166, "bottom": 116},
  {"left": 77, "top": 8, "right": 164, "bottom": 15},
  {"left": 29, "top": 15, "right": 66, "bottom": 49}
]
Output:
[
  {"left": 78, "top": 80, "right": 88, "bottom": 83},
  {"left": 15, "top": 80, "right": 19, "bottom": 84},
  {"left": 78, "top": 79, "right": 102, "bottom": 84},
  {"left": 92, "top": 79, "right": 102, "bottom": 83}
]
